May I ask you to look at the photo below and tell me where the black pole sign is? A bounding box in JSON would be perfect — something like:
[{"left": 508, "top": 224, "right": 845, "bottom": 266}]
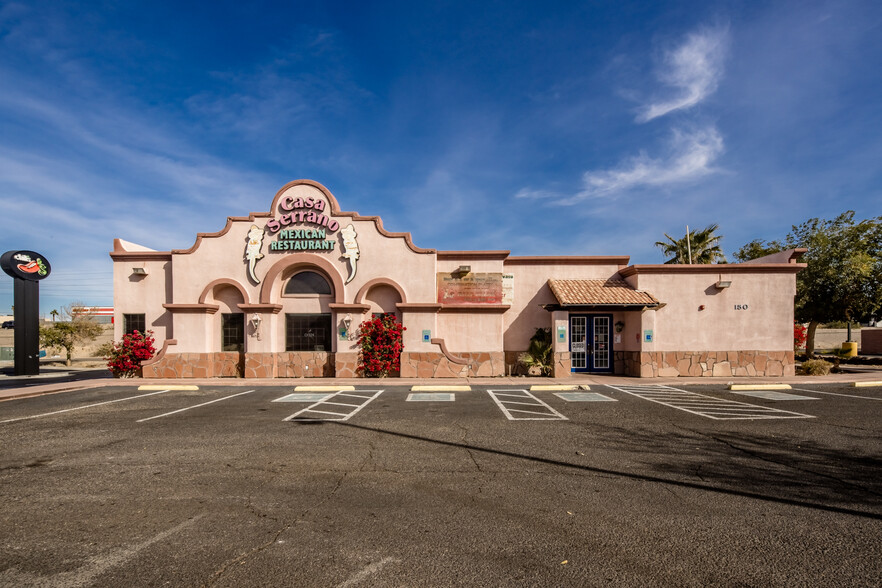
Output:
[{"left": 1, "top": 250, "right": 51, "bottom": 376}]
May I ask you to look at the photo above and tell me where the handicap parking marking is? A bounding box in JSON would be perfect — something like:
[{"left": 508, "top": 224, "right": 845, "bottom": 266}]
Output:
[
  {"left": 730, "top": 390, "right": 819, "bottom": 401},
  {"left": 554, "top": 392, "right": 616, "bottom": 402},
  {"left": 487, "top": 389, "right": 568, "bottom": 421},
  {"left": 273, "top": 393, "right": 333, "bottom": 403},
  {"left": 606, "top": 384, "right": 815, "bottom": 420},
  {"left": 406, "top": 393, "right": 455, "bottom": 402},
  {"left": 284, "top": 389, "right": 384, "bottom": 422}
]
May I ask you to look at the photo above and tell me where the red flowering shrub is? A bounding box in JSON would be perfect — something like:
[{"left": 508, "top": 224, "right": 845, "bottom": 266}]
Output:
[
  {"left": 106, "top": 330, "right": 156, "bottom": 378},
  {"left": 794, "top": 323, "right": 807, "bottom": 350},
  {"left": 357, "top": 314, "right": 405, "bottom": 377}
]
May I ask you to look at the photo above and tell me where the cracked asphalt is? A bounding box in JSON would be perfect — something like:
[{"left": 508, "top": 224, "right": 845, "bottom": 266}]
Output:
[{"left": 0, "top": 382, "right": 880, "bottom": 586}]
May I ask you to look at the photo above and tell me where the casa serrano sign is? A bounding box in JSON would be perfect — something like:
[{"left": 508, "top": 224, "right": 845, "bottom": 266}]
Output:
[{"left": 265, "top": 195, "right": 339, "bottom": 252}]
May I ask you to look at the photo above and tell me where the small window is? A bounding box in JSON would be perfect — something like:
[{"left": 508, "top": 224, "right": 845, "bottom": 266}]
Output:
[
  {"left": 286, "top": 314, "right": 332, "bottom": 351},
  {"left": 123, "top": 314, "right": 146, "bottom": 335},
  {"left": 284, "top": 271, "right": 332, "bottom": 295},
  {"left": 221, "top": 313, "right": 244, "bottom": 352}
]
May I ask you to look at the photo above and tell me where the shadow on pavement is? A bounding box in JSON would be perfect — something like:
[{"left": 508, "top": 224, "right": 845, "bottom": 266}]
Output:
[{"left": 330, "top": 421, "right": 882, "bottom": 522}]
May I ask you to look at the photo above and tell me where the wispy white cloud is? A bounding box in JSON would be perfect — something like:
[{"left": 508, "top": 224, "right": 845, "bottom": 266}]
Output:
[
  {"left": 636, "top": 26, "right": 729, "bottom": 123},
  {"left": 517, "top": 126, "right": 724, "bottom": 205}
]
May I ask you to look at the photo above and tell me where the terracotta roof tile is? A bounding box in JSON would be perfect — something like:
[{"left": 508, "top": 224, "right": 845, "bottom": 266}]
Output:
[{"left": 547, "top": 279, "right": 660, "bottom": 307}]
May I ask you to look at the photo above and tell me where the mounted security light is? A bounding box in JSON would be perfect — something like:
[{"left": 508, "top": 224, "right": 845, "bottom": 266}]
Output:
[
  {"left": 249, "top": 314, "right": 262, "bottom": 340},
  {"left": 715, "top": 280, "right": 732, "bottom": 289},
  {"left": 131, "top": 267, "right": 148, "bottom": 276},
  {"left": 453, "top": 265, "right": 471, "bottom": 276}
]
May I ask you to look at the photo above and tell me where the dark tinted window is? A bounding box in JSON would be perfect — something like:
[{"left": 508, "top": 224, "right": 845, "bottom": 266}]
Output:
[
  {"left": 221, "top": 313, "right": 244, "bottom": 352},
  {"left": 285, "top": 314, "right": 331, "bottom": 351},
  {"left": 123, "top": 314, "right": 146, "bottom": 335},
  {"left": 284, "top": 271, "right": 331, "bottom": 295}
]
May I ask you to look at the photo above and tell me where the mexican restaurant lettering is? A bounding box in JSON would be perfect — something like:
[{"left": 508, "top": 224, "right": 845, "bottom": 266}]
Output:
[
  {"left": 265, "top": 195, "right": 339, "bottom": 252},
  {"left": 244, "top": 193, "right": 343, "bottom": 284}
]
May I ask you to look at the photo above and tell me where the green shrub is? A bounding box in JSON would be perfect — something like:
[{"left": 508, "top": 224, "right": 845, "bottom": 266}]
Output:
[
  {"left": 521, "top": 328, "right": 553, "bottom": 376},
  {"left": 800, "top": 358, "right": 833, "bottom": 376}
]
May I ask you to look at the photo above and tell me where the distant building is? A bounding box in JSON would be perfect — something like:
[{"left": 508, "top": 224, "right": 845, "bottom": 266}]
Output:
[
  {"left": 111, "top": 180, "right": 804, "bottom": 379},
  {"left": 72, "top": 306, "right": 114, "bottom": 324}
]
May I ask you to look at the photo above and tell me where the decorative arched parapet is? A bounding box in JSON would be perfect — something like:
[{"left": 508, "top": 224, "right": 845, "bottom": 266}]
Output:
[
  {"left": 198, "top": 278, "right": 250, "bottom": 305},
  {"left": 271, "top": 180, "right": 435, "bottom": 255},
  {"left": 258, "top": 253, "right": 345, "bottom": 304},
  {"left": 354, "top": 278, "right": 408, "bottom": 305},
  {"left": 168, "top": 179, "right": 437, "bottom": 256}
]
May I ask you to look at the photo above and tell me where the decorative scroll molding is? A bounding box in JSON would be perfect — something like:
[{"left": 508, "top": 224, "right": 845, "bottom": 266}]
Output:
[{"left": 430, "top": 338, "right": 470, "bottom": 365}]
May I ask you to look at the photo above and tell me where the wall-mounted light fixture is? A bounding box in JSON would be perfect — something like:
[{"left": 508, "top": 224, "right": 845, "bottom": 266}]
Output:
[
  {"left": 453, "top": 265, "right": 471, "bottom": 276},
  {"left": 250, "top": 313, "right": 262, "bottom": 340},
  {"left": 131, "top": 267, "right": 148, "bottom": 276},
  {"left": 614, "top": 321, "right": 625, "bottom": 333},
  {"left": 715, "top": 280, "right": 731, "bottom": 289}
]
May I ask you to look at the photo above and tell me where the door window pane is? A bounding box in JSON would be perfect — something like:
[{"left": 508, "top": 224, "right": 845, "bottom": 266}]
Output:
[
  {"left": 570, "top": 316, "right": 587, "bottom": 369},
  {"left": 593, "top": 316, "right": 610, "bottom": 369}
]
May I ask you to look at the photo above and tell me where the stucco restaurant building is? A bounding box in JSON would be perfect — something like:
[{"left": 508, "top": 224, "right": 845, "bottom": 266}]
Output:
[{"left": 111, "top": 180, "right": 805, "bottom": 379}]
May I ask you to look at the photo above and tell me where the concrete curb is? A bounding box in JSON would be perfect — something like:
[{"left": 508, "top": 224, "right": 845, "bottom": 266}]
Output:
[{"left": 2, "top": 372, "right": 881, "bottom": 402}]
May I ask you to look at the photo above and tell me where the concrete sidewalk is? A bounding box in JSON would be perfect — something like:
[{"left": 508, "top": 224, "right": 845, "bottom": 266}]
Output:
[{"left": 2, "top": 365, "right": 881, "bottom": 402}]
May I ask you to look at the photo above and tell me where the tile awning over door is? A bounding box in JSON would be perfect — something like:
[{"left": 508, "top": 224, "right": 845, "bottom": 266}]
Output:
[{"left": 545, "top": 279, "right": 661, "bottom": 310}]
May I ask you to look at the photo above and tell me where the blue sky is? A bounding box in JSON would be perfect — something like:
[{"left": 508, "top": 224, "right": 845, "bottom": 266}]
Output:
[{"left": 1, "top": 0, "right": 881, "bottom": 315}]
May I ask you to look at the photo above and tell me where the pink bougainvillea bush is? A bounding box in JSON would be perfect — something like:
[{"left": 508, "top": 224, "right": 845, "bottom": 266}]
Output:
[
  {"left": 794, "top": 323, "right": 807, "bottom": 350},
  {"left": 106, "top": 330, "right": 156, "bottom": 378},
  {"left": 357, "top": 314, "right": 405, "bottom": 377}
]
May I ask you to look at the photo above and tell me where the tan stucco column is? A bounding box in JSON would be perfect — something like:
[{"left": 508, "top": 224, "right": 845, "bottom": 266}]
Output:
[{"left": 551, "top": 310, "right": 571, "bottom": 378}]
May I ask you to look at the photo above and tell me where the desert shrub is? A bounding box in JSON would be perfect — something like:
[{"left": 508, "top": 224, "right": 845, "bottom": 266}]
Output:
[
  {"left": 800, "top": 358, "right": 833, "bottom": 376},
  {"left": 93, "top": 342, "right": 114, "bottom": 357}
]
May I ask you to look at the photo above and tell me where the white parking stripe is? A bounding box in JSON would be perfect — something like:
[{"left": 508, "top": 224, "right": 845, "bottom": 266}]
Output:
[
  {"left": 1, "top": 389, "right": 173, "bottom": 424},
  {"left": 606, "top": 384, "right": 814, "bottom": 420},
  {"left": 136, "top": 389, "right": 257, "bottom": 422},
  {"left": 790, "top": 387, "right": 882, "bottom": 401}
]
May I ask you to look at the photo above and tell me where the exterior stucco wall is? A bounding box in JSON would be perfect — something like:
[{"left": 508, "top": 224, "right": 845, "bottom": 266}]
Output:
[
  {"left": 437, "top": 312, "right": 503, "bottom": 351},
  {"left": 112, "top": 258, "right": 172, "bottom": 342},
  {"left": 502, "top": 260, "right": 625, "bottom": 351},
  {"left": 634, "top": 272, "right": 796, "bottom": 352}
]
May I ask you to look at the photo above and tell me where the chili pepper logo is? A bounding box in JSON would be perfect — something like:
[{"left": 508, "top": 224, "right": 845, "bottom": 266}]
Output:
[
  {"left": 16, "top": 258, "right": 48, "bottom": 276},
  {"left": 17, "top": 260, "right": 39, "bottom": 273}
]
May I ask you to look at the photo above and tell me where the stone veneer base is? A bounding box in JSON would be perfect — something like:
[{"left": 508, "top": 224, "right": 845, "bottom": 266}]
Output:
[
  {"left": 616, "top": 350, "right": 796, "bottom": 377},
  {"left": 142, "top": 349, "right": 794, "bottom": 379},
  {"left": 400, "top": 352, "right": 505, "bottom": 378}
]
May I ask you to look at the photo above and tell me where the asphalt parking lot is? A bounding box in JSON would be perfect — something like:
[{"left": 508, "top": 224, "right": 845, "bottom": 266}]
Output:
[{"left": 1, "top": 382, "right": 880, "bottom": 587}]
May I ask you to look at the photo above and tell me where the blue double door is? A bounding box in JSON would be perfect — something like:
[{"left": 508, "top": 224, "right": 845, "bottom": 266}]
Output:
[{"left": 569, "top": 314, "right": 613, "bottom": 373}]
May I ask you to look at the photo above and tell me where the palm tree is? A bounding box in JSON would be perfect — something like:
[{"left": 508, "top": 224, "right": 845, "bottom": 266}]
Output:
[{"left": 655, "top": 224, "right": 727, "bottom": 264}]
